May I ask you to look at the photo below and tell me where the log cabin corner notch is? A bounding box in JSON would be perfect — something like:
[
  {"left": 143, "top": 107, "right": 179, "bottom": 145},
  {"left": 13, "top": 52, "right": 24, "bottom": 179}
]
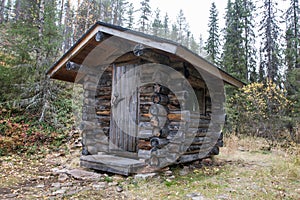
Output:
[{"left": 47, "top": 21, "right": 245, "bottom": 175}]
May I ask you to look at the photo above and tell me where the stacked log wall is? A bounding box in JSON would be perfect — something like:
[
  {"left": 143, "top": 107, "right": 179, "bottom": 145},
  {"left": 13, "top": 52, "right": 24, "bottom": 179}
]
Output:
[
  {"left": 81, "top": 66, "right": 112, "bottom": 155},
  {"left": 81, "top": 58, "right": 224, "bottom": 164},
  {"left": 137, "top": 61, "right": 224, "bottom": 167}
]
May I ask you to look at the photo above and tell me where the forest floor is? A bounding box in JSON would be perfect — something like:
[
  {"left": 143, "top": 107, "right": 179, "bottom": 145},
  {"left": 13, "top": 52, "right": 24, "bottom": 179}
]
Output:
[{"left": 1, "top": 135, "right": 300, "bottom": 200}]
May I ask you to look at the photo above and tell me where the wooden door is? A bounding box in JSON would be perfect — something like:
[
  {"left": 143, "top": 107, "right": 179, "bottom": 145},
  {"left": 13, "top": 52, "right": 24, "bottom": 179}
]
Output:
[{"left": 109, "top": 64, "right": 138, "bottom": 153}]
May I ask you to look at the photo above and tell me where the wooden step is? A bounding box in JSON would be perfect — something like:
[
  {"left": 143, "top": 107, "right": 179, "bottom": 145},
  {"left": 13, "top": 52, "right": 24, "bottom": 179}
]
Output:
[{"left": 80, "top": 154, "right": 146, "bottom": 176}]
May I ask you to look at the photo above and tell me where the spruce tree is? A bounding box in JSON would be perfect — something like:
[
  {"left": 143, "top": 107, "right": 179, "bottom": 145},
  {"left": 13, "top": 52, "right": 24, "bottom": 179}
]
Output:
[
  {"left": 176, "top": 9, "right": 188, "bottom": 44},
  {"left": 170, "top": 23, "right": 179, "bottom": 41},
  {"left": 0, "top": 0, "right": 5, "bottom": 23},
  {"left": 221, "top": 0, "right": 247, "bottom": 82},
  {"left": 3, "top": 0, "right": 12, "bottom": 22},
  {"left": 285, "top": 0, "right": 299, "bottom": 70},
  {"left": 259, "top": 0, "right": 283, "bottom": 85},
  {"left": 242, "top": 0, "right": 257, "bottom": 82},
  {"left": 101, "top": 0, "right": 113, "bottom": 23},
  {"left": 62, "top": 0, "right": 75, "bottom": 52},
  {"left": 205, "top": 2, "right": 220, "bottom": 64},
  {"left": 163, "top": 12, "right": 169, "bottom": 37},
  {"left": 126, "top": 2, "right": 134, "bottom": 29},
  {"left": 112, "top": 0, "right": 128, "bottom": 26},
  {"left": 152, "top": 8, "right": 163, "bottom": 36},
  {"left": 139, "top": 0, "right": 151, "bottom": 32},
  {"left": 285, "top": 0, "right": 300, "bottom": 119},
  {"left": 189, "top": 34, "right": 200, "bottom": 54},
  {"left": 198, "top": 34, "right": 207, "bottom": 57}
]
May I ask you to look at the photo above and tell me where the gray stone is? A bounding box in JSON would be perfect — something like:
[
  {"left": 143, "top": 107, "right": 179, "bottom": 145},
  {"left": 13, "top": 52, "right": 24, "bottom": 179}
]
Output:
[
  {"left": 215, "top": 194, "right": 230, "bottom": 199},
  {"left": 66, "top": 168, "right": 102, "bottom": 181},
  {"left": 65, "top": 189, "right": 80, "bottom": 196},
  {"left": 52, "top": 189, "right": 66, "bottom": 196},
  {"left": 5, "top": 193, "right": 18, "bottom": 198},
  {"left": 86, "top": 146, "right": 100, "bottom": 154},
  {"left": 116, "top": 186, "right": 123, "bottom": 192},
  {"left": 85, "top": 139, "right": 96, "bottom": 146},
  {"left": 169, "top": 175, "right": 176, "bottom": 179},
  {"left": 51, "top": 182, "right": 61, "bottom": 188},
  {"left": 36, "top": 184, "right": 45, "bottom": 188},
  {"left": 58, "top": 173, "right": 69, "bottom": 182},
  {"left": 92, "top": 182, "right": 107, "bottom": 190},
  {"left": 134, "top": 173, "right": 157, "bottom": 180},
  {"left": 51, "top": 168, "right": 69, "bottom": 175},
  {"left": 164, "top": 170, "right": 173, "bottom": 176},
  {"left": 192, "top": 196, "right": 205, "bottom": 200},
  {"left": 61, "top": 182, "right": 73, "bottom": 187},
  {"left": 186, "top": 192, "right": 205, "bottom": 200},
  {"left": 108, "top": 181, "right": 118, "bottom": 186},
  {"left": 95, "top": 144, "right": 109, "bottom": 152}
]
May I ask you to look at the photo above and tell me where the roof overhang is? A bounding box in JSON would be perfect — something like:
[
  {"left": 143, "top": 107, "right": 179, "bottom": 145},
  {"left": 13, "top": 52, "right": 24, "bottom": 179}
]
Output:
[{"left": 47, "top": 22, "right": 245, "bottom": 88}]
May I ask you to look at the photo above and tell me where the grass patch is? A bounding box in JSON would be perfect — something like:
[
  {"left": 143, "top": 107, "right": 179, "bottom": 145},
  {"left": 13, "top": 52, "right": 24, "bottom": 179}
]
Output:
[
  {"left": 1, "top": 135, "right": 299, "bottom": 199},
  {"left": 125, "top": 136, "right": 300, "bottom": 199}
]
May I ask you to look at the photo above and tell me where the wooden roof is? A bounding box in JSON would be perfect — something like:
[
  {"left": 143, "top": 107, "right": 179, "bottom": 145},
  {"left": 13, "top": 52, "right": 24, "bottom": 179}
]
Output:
[{"left": 46, "top": 21, "right": 245, "bottom": 88}]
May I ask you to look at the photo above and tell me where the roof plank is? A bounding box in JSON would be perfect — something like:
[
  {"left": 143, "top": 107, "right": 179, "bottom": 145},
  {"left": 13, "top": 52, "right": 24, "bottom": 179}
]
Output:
[{"left": 47, "top": 21, "right": 245, "bottom": 88}]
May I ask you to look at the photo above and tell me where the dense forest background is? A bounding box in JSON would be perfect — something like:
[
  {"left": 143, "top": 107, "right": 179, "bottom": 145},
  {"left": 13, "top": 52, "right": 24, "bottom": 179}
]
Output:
[{"left": 0, "top": 0, "right": 299, "bottom": 155}]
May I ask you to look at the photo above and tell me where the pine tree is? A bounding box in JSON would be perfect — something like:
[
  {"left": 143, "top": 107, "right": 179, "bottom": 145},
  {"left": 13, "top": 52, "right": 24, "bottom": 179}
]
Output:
[
  {"left": 77, "top": 0, "right": 92, "bottom": 34},
  {"left": 221, "top": 0, "right": 247, "bottom": 82},
  {"left": 58, "top": 0, "right": 64, "bottom": 26},
  {"left": 0, "top": 0, "right": 5, "bottom": 23},
  {"left": 258, "top": 46, "right": 265, "bottom": 82},
  {"left": 162, "top": 12, "right": 169, "bottom": 37},
  {"left": 152, "top": 8, "right": 163, "bottom": 36},
  {"left": 3, "top": 0, "right": 11, "bottom": 22},
  {"left": 101, "top": 0, "right": 113, "bottom": 23},
  {"left": 112, "top": 0, "right": 128, "bottom": 26},
  {"left": 139, "top": 0, "right": 151, "bottom": 32},
  {"left": 13, "top": 0, "right": 20, "bottom": 21},
  {"left": 189, "top": 34, "right": 200, "bottom": 54},
  {"left": 242, "top": 0, "right": 257, "bottom": 82},
  {"left": 62, "top": 0, "right": 75, "bottom": 52},
  {"left": 205, "top": 2, "right": 220, "bottom": 64},
  {"left": 176, "top": 9, "right": 188, "bottom": 44},
  {"left": 126, "top": 2, "right": 134, "bottom": 29},
  {"left": 198, "top": 34, "right": 207, "bottom": 57},
  {"left": 285, "top": 0, "right": 300, "bottom": 118},
  {"left": 170, "top": 23, "right": 179, "bottom": 41},
  {"left": 259, "top": 0, "right": 283, "bottom": 85},
  {"left": 285, "top": 0, "right": 300, "bottom": 70}
]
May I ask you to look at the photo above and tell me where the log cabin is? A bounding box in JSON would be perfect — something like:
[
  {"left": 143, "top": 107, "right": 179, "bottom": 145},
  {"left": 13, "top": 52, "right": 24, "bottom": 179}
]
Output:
[{"left": 47, "top": 21, "right": 244, "bottom": 175}]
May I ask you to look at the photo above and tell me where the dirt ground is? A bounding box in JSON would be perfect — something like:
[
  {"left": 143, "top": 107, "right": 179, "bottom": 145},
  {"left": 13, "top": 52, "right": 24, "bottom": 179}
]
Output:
[{"left": 1, "top": 136, "right": 299, "bottom": 200}]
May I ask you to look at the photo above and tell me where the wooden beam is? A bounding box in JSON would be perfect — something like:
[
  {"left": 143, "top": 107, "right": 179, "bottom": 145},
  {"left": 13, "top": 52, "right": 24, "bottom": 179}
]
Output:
[
  {"left": 139, "top": 49, "right": 170, "bottom": 65},
  {"left": 98, "top": 25, "right": 178, "bottom": 54},
  {"left": 48, "top": 27, "right": 101, "bottom": 78},
  {"left": 175, "top": 47, "right": 245, "bottom": 88}
]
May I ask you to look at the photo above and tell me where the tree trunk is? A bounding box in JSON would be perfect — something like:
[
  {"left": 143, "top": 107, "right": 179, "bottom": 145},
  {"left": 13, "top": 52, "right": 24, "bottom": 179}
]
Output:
[
  {"left": 0, "top": 0, "right": 5, "bottom": 23},
  {"left": 59, "top": 0, "right": 64, "bottom": 26},
  {"left": 36, "top": 0, "right": 44, "bottom": 77},
  {"left": 85, "top": 0, "right": 91, "bottom": 31},
  {"left": 14, "top": 0, "right": 20, "bottom": 21}
]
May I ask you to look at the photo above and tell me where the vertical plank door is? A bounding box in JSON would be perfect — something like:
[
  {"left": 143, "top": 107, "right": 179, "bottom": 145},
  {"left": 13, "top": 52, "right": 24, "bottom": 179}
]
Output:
[{"left": 109, "top": 64, "right": 138, "bottom": 153}]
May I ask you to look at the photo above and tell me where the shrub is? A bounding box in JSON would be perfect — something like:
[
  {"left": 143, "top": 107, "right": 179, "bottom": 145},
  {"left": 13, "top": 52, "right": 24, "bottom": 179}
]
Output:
[
  {"left": 0, "top": 108, "right": 67, "bottom": 156},
  {"left": 226, "top": 80, "right": 294, "bottom": 145}
]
